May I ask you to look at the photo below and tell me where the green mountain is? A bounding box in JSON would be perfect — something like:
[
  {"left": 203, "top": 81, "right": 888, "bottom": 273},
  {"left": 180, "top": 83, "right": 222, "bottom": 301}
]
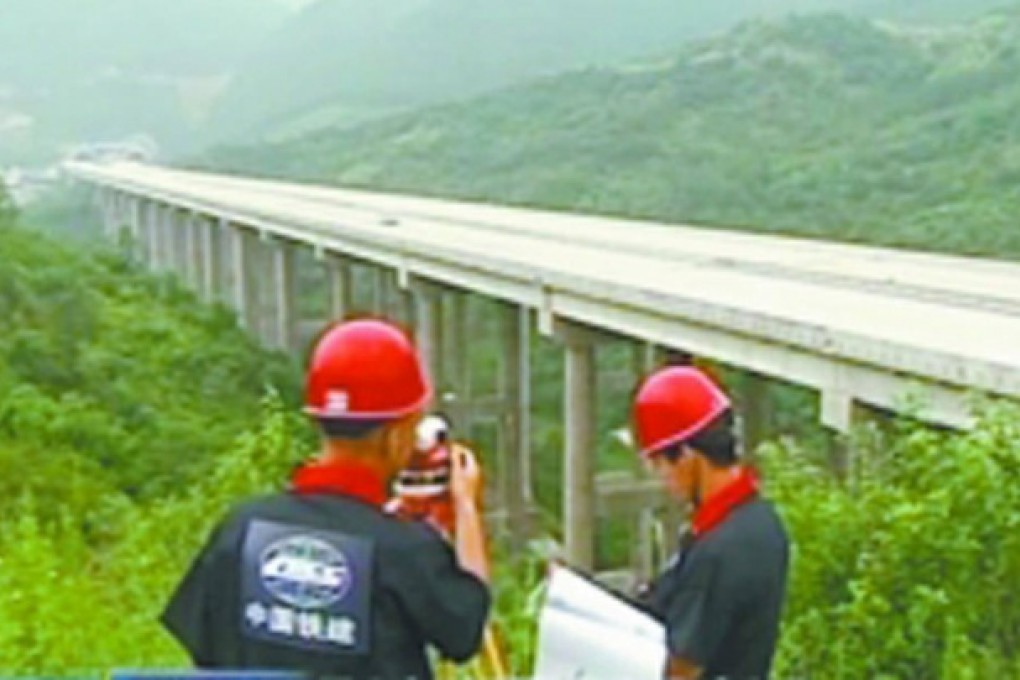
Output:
[
  {"left": 202, "top": 7, "right": 1020, "bottom": 258},
  {"left": 211, "top": 0, "right": 1009, "bottom": 141}
]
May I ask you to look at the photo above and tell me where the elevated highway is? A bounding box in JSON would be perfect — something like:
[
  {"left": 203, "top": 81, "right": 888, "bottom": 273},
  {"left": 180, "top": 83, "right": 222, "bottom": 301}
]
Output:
[{"left": 68, "top": 160, "right": 1020, "bottom": 571}]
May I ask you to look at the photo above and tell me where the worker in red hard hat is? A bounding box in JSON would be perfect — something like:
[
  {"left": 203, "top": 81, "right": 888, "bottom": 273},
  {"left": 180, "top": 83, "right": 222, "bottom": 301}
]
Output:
[
  {"left": 632, "top": 366, "right": 789, "bottom": 680},
  {"left": 161, "top": 319, "right": 491, "bottom": 679}
]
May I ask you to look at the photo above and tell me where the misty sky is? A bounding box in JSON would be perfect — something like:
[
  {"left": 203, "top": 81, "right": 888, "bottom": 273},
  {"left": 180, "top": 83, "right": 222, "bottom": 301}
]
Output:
[{"left": 0, "top": 0, "right": 1009, "bottom": 168}]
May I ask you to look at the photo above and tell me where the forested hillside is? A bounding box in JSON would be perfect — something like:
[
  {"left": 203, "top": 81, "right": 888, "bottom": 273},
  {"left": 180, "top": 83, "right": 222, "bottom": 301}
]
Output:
[
  {"left": 0, "top": 186, "right": 305, "bottom": 667},
  {"left": 211, "top": 0, "right": 1008, "bottom": 140},
  {"left": 204, "top": 8, "right": 1020, "bottom": 258}
]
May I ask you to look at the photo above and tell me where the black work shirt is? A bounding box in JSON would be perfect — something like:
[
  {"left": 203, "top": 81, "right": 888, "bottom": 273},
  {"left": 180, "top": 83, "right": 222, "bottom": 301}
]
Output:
[
  {"left": 161, "top": 491, "right": 490, "bottom": 680},
  {"left": 647, "top": 498, "right": 789, "bottom": 679}
]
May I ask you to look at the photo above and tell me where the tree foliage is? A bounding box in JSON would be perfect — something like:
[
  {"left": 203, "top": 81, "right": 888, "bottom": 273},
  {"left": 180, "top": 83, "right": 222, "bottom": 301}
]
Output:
[
  {"left": 0, "top": 222, "right": 301, "bottom": 499},
  {"left": 765, "top": 403, "right": 1020, "bottom": 677},
  {"left": 0, "top": 212, "right": 307, "bottom": 671}
]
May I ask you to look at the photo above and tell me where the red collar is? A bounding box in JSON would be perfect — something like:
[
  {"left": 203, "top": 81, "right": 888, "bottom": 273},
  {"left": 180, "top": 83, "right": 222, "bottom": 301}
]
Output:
[
  {"left": 291, "top": 459, "right": 388, "bottom": 508},
  {"left": 692, "top": 467, "right": 759, "bottom": 537}
]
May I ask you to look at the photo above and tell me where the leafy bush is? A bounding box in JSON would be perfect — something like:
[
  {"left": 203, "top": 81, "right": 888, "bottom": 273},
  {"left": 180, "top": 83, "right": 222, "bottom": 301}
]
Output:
[{"left": 764, "top": 402, "right": 1020, "bottom": 677}]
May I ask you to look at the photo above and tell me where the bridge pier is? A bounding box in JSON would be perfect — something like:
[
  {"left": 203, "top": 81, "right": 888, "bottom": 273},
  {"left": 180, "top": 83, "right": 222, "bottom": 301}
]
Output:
[
  {"left": 444, "top": 292, "right": 473, "bottom": 433},
  {"left": 172, "top": 208, "right": 189, "bottom": 279},
  {"left": 142, "top": 201, "right": 154, "bottom": 268},
  {"left": 147, "top": 203, "right": 161, "bottom": 270},
  {"left": 201, "top": 218, "right": 225, "bottom": 303},
  {"left": 413, "top": 282, "right": 443, "bottom": 385},
  {"left": 270, "top": 238, "right": 298, "bottom": 353},
  {"left": 228, "top": 224, "right": 258, "bottom": 333},
  {"left": 820, "top": 388, "right": 872, "bottom": 478},
  {"left": 499, "top": 302, "right": 532, "bottom": 549},
  {"left": 150, "top": 203, "right": 166, "bottom": 273},
  {"left": 185, "top": 212, "right": 203, "bottom": 292},
  {"left": 737, "top": 371, "right": 771, "bottom": 458},
  {"left": 327, "top": 256, "right": 353, "bottom": 322},
  {"left": 100, "top": 189, "right": 116, "bottom": 241},
  {"left": 162, "top": 205, "right": 176, "bottom": 274},
  {"left": 557, "top": 320, "right": 600, "bottom": 572},
  {"left": 131, "top": 197, "right": 146, "bottom": 264},
  {"left": 152, "top": 203, "right": 167, "bottom": 273},
  {"left": 370, "top": 266, "right": 386, "bottom": 316},
  {"left": 252, "top": 232, "right": 275, "bottom": 346},
  {"left": 393, "top": 269, "right": 414, "bottom": 326}
]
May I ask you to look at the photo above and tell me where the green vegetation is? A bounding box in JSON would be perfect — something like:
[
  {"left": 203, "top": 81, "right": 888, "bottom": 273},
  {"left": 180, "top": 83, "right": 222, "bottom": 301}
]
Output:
[
  {"left": 0, "top": 192, "right": 304, "bottom": 669},
  {"left": 4, "top": 176, "right": 1020, "bottom": 677},
  {"left": 203, "top": 8, "right": 1020, "bottom": 258},
  {"left": 767, "top": 403, "right": 1020, "bottom": 677}
]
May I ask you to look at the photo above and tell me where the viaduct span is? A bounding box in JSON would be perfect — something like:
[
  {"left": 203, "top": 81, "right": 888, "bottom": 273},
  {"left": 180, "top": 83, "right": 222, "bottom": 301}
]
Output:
[{"left": 68, "top": 161, "right": 1020, "bottom": 578}]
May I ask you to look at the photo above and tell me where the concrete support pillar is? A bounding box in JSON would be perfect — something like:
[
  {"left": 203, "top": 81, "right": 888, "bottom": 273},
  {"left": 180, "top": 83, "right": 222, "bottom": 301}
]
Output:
[
  {"left": 821, "top": 389, "right": 857, "bottom": 434},
  {"left": 146, "top": 203, "right": 160, "bottom": 271},
  {"left": 271, "top": 239, "right": 298, "bottom": 353},
  {"left": 370, "top": 267, "right": 386, "bottom": 315},
  {"left": 118, "top": 194, "right": 133, "bottom": 254},
  {"left": 413, "top": 283, "right": 443, "bottom": 384},
  {"left": 397, "top": 285, "right": 415, "bottom": 327},
  {"left": 172, "top": 209, "right": 189, "bottom": 278},
  {"left": 185, "top": 213, "right": 203, "bottom": 291},
  {"left": 499, "top": 302, "right": 532, "bottom": 548},
  {"left": 228, "top": 224, "right": 257, "bottom": 332},
  {"left": 445, "top": 293, "right": 472, "bottom": 430},
  {"left": 327, "top": 256, "right": 353, "bottom": 322},
  {"left": 162, "top": 204, "right": 176, "bottom": 273},
  {"left": 634, "top": 342, "right": 666, "bottom": 377},
  {"left": 559, "top": 321, "right": 598, "bottom": 571},
  {"left": 388, "top": 269, "right": 413, "bottom": 326},
  {"left": 821, "top": 388, "right": 868, "bottom": 478},
  {"left": 100, "top": 190, "right": 115, "bottom": 240},
  {"left": 158, "top": 205, "right": 175, "bottom": 274},
  {"left": 158, "top": 205, "right": 172, "bottom": 272},
  {"left": 132, "top": 198, "right": 146, "bottom": 263},
  {"left": 739, "top": 372, "right": 770, "bottom": 457},
  {"left": 201, "top": 218, "right": 225, "bottom": 303}
]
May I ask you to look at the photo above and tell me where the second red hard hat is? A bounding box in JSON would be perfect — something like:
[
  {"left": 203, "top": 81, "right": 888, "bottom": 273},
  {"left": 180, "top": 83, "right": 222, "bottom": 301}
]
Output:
[{"left": 632, "top": 366, "right": 731, "bottom": 457}]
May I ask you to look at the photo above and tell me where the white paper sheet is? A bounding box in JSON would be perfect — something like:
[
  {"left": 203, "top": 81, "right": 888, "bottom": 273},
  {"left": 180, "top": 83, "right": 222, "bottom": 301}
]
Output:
[{"left": 532, "top": 564, "right": 666, "bottom": 680}]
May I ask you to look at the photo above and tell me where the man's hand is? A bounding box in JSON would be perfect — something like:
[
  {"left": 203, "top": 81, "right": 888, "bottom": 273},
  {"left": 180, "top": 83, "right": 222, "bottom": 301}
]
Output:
[
  {"left": 665, "top": 655, "right": 702, "bottom": 680},
  {"left": 449, "top": 443, "right": 490, "bottom": 583},
  {"left": 450, "top": 443, "right": 483, "bottom": 508}
]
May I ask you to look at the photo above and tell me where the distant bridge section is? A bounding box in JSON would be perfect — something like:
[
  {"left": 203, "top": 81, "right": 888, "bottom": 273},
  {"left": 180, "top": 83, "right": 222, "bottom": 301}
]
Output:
[{"left": 68, "top": 160, "right": 1020, "bottom": 574}]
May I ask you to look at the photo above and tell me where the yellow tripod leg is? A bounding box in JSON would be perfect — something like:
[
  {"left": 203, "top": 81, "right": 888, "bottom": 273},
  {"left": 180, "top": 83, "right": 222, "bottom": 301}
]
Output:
[
  {"left": 437, "top": 624, "right": 509, "bottom": 679},
  {"left": 436, "top": 659, "right": 458, "bottom": 680},
  {"left": 468, "top": 624, "right": 509, "bottom": 679}
]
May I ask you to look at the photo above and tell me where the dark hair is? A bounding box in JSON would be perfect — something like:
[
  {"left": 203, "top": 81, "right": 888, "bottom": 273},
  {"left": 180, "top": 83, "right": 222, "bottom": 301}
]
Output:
[
  {"left": 660, "top": 411, "right": 738, "bottom": 466},
  {"left": 687, "top": 411, "right": 738, "bottom": 466},
  {"left": 317, "top": 417, "right": 387, "bottom": 440}
]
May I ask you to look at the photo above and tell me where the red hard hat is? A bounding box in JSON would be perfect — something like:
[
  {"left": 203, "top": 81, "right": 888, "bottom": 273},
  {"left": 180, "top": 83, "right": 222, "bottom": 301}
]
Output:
[
  {"left": 632, "top": 366, "right": 731, "bottom": 457},
  {"left": 305, "top": 319, "right": 431, "bottom": 420}
]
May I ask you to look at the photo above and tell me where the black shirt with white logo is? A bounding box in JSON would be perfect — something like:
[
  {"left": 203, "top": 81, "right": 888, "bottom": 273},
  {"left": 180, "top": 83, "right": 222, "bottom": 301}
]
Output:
[
  {"left": 161, "top": 492, "right": 490, "bottom": 680},
  {"left": 647, "top": 498, "right": 789, "bottom": 679}
]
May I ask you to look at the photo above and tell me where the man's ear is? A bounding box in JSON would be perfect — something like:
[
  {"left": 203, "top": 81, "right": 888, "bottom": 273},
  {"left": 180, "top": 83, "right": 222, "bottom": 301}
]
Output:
[{"left": 383, "top": 416, "right": 416, "bottom": 469}]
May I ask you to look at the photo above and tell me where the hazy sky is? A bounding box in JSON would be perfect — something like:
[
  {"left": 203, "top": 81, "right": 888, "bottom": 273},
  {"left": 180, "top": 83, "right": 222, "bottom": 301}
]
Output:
[
  {"left": 275, "top": 0, "right": 316, "bottom": 10},
  {"left": 0, "top": 0, "right": 1008, "bottom": 167}
]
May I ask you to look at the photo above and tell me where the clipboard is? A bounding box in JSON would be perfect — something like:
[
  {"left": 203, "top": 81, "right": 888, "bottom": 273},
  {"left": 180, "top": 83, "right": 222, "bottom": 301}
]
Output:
[{"left": 532, "top": 564, "right": 666, "bottom": 680}]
